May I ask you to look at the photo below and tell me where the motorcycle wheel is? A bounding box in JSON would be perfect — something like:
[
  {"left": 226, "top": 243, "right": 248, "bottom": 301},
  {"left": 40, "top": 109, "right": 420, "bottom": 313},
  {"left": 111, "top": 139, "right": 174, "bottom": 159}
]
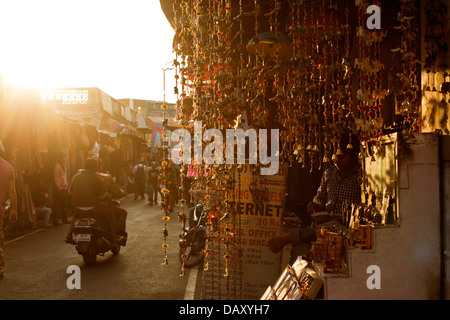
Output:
[
  {"left": 179, "top": 229, "right": 206, "bottom": 268},
  {"left": 82, "top": 244, "right": 97, "bottom": 266}
]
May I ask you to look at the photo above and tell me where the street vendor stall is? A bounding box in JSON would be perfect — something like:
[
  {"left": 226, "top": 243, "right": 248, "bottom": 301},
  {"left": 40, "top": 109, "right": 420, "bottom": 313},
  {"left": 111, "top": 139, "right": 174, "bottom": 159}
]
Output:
[{"left": 157, "top": 0, "right": 449, "bottom": 299}]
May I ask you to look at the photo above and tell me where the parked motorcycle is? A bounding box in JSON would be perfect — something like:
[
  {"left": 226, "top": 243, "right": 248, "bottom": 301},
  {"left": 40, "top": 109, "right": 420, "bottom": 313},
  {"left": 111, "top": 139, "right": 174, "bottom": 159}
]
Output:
[
  {"left": 179, "top": 204, "right": 207, "bottom": 268},
  {"left": 71, "top": 200, "right": 127, "bottom": 266}
]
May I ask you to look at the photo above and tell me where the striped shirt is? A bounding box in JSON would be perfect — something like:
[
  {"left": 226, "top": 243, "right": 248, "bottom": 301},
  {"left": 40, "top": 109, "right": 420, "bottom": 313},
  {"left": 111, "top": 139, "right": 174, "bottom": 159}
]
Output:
[{"left": 313, "top": 164, "right": 361, "bottom": 216}]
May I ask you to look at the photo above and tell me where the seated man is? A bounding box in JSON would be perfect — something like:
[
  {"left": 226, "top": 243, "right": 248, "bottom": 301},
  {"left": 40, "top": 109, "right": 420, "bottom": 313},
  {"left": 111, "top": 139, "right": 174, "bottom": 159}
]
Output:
[
  {"left": 267, "top": 133, "right": 361, "bottom": 261},
  {"left": 66, "top": 158, "right": 127, "bottom": 244},
  {"left": 30, "top": 177, "right": 52, "bottom": 228}
]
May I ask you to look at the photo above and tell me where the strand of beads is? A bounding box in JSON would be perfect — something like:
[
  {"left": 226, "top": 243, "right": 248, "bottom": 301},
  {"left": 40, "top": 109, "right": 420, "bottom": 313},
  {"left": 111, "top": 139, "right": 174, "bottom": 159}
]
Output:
[
  {"left": 392, "top": 0, "right": 421, "bottom": 133},
  {"left": 236, "top": 164, "right": 243, "bottom": 299},
  {"left": 160, "top": 105, "right": 170, "bottom": 265},
  {"left": 178, "top": 164, "right": 187, "bottom": 276}
]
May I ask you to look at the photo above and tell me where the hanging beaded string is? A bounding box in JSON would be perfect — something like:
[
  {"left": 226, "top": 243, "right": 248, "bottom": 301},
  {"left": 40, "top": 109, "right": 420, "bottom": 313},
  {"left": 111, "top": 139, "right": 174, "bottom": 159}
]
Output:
[
  {"left": 215, "top": 207, "right": 223, "bottom": 300},
  {"left": 332, "top": 4, "right": 342, "bottom": 157},
  {"left": 236, "top": 164, "right": 243, "bottom": 299},
  {"left": 211, "top": 0, "right": 221, "bottom": 129},
  {"left": 246, "top": 0, "right": 265, "bottom": 127},
  {"left": 220, "top": 164, "right": 233, "bottom": 300},
  {"left": 205, "top": 0, "right": 219, "bottom": 300},
  {"left": 223, "top": 220, "right": 231, "bottom": 299},
  {"left": 234, "top": 0, "right": 246, "bottom": 128},
  {"left": 337, "top": 1, "right": 353, "bottom": 161},
  {"left": 291, "top": 0, "right": 300, "bottom": 166},
  {"left": 329, "top": 0, "right": 344, "bottom": 163},
  {"left": 221, "top": 165, "right": 233, "bottom": 298},
  {"left": 297, "top": 0, "right": 308, "bottom": 167},
  {"left": 319, "top": 0, "right": 328, "bottom": 171},
  {"left": 229, "top": 165, "right": 238, "bottom": 299},
  {"left": 371, "top": 1, "right": 385, "bottom": 150},
  {"left": 204, "top": 207, "right": 215, "bottom": 298},
  {"left": 355, "top": 0, "right": 371, "bottom": 159},
  {"left": 178, "top": 164, "right": 187, "bottom": 276},
  {"left": 291, "top": 0, "right": 301, "bottom": 166},
  {"left": 373, "top": 35, "right": 383, "bottom": 142},
  {"left": 211, "top": 0, "right": 220, "bottom": 131},
  {"left": 161, "top": 95, "right": 170, "bottom": 266},
  {"left": 207, "top": 170, "right": 222, "bottom": 299},
  {"left": 171, "top": 0, "right": 188, "bottom": 276},
  {"left": 310, "top": 0, "right": 320, "bottom": 172},
  {"left": 173, "top": 0, "right": 190, "bottom": 128},
  {"left": 172, "top": 0, "right": 187, "bottom": 276},
  {"left": 320, "top": 0, "right": 329, "bottom": 166},
  {"left": 281, "top": 0, "right": 297, "bottom": 166},
  {"left": 302, "top": 0, "right": 312, "bottom": 170},
  {"left": 199, "top": 0, "right": 212, "bottom": 280},
  {"left": 393, "top": 0, "right": 422, "bottom": 133}
]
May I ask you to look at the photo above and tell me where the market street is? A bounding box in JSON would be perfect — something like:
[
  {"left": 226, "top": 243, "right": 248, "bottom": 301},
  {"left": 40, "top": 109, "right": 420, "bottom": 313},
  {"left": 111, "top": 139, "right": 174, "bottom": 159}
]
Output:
[{"left": 0, "top": 197, "right": 203, "bottom": 300}]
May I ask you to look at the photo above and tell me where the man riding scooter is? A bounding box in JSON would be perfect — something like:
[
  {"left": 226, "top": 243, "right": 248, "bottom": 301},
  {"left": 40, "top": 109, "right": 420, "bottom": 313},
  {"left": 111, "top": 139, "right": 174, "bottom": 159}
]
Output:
[{"left": 65, "top": 158, "right": 127, "bottom": 245}]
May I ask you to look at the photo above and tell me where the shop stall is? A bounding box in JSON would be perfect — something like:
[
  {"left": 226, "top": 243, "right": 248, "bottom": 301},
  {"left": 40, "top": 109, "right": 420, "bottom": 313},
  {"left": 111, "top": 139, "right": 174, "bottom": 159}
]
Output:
[{"left": 158, "top": 0, "right": 450, "bottom": 299}]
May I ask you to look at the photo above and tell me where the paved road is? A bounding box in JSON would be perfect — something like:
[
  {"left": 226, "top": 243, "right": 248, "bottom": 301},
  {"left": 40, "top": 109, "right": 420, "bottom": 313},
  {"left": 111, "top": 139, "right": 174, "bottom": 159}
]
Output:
[{"left": 0, "top": 197, "right": 203, "bottom": 300}]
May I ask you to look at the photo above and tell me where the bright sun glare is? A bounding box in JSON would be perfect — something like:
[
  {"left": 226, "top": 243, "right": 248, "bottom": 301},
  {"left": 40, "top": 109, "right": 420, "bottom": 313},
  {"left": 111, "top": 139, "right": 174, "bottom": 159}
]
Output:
[{"left": 0, "top": 0, "right": 176, "bottom": 102}]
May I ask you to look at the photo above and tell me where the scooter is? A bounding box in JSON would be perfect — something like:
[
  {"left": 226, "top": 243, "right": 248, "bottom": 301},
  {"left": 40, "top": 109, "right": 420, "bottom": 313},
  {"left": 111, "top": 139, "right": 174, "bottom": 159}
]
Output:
[
  {"left": 179, "top": 204, "right": 207, "bottom": 268},
  {"left": 71, "top": 200, "right": 127, "bottom": 266}
]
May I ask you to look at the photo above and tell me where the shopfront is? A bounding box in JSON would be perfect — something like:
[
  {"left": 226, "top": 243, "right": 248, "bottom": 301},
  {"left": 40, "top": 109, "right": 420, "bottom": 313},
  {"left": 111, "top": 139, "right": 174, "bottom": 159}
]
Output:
[
  {"left": 0, "top": 86, "right": 146, "bottom": 232},
  {"left": 158, "top": 0, "right": 450, "bottom": 299}
]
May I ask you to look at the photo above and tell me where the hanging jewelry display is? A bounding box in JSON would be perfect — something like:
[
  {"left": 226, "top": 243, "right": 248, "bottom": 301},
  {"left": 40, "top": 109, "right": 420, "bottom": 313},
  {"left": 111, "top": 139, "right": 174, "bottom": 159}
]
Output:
[
  {"left": 391, "top": 0, "right": 422, "bottom": 133},
  {"left": 168, "top": 0, "right": 412, "bottom": 300},
  {"left": 283, "top": 0, "right": 353, "bottom": 171},
  {"left": 354, "top": 0, "right": 387, "bottom": 146}
]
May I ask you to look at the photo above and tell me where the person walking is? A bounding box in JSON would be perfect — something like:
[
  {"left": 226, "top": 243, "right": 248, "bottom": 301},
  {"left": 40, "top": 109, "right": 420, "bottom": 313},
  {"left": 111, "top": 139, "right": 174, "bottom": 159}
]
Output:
[
  {"left": 0, "top": 140, "right": 19, "bottom": 280},
  {"left": 165, "top": 160, "right": 178, "bottom": 213},
  {"left": 132, "top": 161, "right": 146, "bottom": 200},
  {"left": 146, "top": 161, "right": 160, "bottom": 205},
  {"left": 29, "top": 172, "right": 52, "bottom": 228},
  {"left": 52, "top": 153, "right": 69, "bottom": 225}
]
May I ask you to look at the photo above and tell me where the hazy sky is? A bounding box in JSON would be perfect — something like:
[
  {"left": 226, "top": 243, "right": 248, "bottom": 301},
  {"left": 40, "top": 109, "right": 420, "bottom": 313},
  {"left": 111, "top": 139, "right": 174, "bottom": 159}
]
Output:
[{"left": 0, "top": 0, "right": 177, "bottom": 103}]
